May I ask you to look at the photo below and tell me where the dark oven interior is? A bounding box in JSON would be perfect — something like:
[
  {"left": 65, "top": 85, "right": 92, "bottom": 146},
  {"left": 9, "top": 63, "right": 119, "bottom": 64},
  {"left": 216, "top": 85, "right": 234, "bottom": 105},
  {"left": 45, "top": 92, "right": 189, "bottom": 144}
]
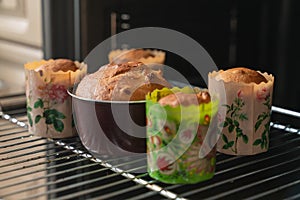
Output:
[
  {"left": 1, "top": 0, "right": 300, "bottom": 199},
  {"left": 43, "top": 0, "right": 300, "bottom": 112}
]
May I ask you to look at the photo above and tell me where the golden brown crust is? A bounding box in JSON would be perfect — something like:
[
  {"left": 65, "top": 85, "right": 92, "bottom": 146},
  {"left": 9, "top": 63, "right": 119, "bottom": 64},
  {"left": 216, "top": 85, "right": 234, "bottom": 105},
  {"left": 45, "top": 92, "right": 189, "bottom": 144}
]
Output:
[
  {"left": 76, "top": 61, "right": 171, "bottom": 101},
  {"left": 96, "top": 62, "right": 144, "bottom": 100},
  {"left": 217, "top": 67, "right": 267, "bottom": 84},
  {"left": 35, "top": 59, "right": 79, "bottom": 72},
  {"left": 131, "top": 83, "right": 165, "bottom": 101},
  {"left": 196, "top": 91, "right": 211, "bottom": 103},
  {"left": 110, "top": 49, "right": 155, "bottom": 65},
  {"left": 108, "top": 61, "right": 143, "bottom": 75},
  {"left": 158, "top": 91, "right": 211, "bottom": 107}
]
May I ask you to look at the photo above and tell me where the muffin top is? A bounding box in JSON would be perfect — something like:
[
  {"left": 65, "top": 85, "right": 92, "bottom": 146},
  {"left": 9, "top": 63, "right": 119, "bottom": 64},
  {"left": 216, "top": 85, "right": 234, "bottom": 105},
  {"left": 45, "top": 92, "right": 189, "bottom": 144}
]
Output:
[
  {"left": 35, "top": 59, "right": 79, "bottom": 72},
  {"left": 76, "top": 61, "right": 171, "bottom": 101},
  {"left": 110, "top": 49, "right": 154, "bottom": 64},
  {"left": 158, "top": 90, "right": 211, "bottom": 107},
  {"left": 109, "top": 49, "right": 165, "bottom": 65},
  {"left": 216, "top": 67, "right": 267, "bottom": 84}
]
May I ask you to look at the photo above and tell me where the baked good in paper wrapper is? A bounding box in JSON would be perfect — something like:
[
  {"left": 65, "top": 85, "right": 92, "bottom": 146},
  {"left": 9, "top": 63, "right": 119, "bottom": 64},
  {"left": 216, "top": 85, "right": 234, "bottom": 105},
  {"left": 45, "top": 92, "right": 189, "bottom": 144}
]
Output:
[
  {"left": 25, "top": 59, "right": 87, "bottom": 138},
  {"left": 208, "top": 67, "right": 274, "bottom": 155},
  {"left": 146, "top": 87, "right": 218, "bottom": 184}
]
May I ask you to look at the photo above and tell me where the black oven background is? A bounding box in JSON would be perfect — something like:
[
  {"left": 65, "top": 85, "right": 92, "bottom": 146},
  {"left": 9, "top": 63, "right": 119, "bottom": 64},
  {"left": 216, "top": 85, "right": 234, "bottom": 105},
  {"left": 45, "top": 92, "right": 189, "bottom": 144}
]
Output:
[{"left": 42, "top": 0, "right": 300, "bottom": 112}]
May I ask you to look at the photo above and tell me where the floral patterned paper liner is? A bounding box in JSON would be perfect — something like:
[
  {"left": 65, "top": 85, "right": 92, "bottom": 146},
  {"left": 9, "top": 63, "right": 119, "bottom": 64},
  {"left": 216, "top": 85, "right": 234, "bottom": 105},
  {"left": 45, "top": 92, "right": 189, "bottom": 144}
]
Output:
[
  {"left": 208, "top": 70, "right": 274, "bottom": 155},
  {"left": 25, "top": 60, "right": 87, "bottom": 138},
  {"left": 146, "top": 87, "right": 218, "bottom": 184}
]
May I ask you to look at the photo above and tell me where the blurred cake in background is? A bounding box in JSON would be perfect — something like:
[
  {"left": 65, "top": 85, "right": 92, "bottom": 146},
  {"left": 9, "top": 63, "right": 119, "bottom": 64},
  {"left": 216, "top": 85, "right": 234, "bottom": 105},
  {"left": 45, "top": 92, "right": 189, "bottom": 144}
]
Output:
[{"left": 108, "top": 49, "right": 165, "bottom": 66}]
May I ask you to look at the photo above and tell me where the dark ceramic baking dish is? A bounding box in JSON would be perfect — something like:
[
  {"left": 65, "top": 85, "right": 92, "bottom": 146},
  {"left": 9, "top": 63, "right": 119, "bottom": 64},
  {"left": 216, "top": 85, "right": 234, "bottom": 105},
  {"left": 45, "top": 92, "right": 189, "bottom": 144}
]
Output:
[{"left": 68, "top": 90, "right": 147, "bottom": 160}]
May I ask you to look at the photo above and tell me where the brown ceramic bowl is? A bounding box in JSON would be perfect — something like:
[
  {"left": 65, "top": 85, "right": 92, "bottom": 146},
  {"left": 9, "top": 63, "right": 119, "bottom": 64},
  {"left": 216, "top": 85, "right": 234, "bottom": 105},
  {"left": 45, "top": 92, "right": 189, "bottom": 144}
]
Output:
[{"left": 68, "top": 90, "right": 147, "bottom": 160}]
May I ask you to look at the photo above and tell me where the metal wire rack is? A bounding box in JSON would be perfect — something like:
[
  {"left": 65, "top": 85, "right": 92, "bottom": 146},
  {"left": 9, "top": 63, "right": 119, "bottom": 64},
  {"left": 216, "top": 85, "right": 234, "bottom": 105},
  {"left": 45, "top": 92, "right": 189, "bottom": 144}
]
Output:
[{"left": 0, "top": 105, "right": 299, "bottom": 200}]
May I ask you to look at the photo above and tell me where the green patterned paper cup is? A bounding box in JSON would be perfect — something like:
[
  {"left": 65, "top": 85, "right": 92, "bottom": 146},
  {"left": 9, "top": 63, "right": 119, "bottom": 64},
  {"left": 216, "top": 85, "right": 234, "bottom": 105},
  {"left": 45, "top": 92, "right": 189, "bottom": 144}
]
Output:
[{"left": 146, "top": 87, "right": 218, "bottom": 184}]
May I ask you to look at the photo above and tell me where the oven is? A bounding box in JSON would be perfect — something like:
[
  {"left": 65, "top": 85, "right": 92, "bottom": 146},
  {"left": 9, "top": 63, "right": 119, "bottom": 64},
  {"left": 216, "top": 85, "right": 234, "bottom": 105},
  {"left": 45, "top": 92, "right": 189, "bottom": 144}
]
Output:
[{"left": 1, "top": 0, "right": 300, "bottom": 199}]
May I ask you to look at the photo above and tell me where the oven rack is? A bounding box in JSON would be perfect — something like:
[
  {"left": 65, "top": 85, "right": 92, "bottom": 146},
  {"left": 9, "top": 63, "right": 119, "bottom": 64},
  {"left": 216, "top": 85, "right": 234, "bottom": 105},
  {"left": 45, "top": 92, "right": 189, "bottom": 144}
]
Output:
[{"left": 0, "top": 106, "right": 299, "bottom": 200}]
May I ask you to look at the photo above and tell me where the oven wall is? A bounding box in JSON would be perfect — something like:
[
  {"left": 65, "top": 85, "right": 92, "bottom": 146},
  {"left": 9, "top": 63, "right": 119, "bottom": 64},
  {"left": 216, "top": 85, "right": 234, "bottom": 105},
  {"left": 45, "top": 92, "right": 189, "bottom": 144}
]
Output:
[
  {"left": 0, "top": 0, "right": 43, "bottom": 95},
  {"left": 43, "top": 0, "right": 300, "bottom": 112}
]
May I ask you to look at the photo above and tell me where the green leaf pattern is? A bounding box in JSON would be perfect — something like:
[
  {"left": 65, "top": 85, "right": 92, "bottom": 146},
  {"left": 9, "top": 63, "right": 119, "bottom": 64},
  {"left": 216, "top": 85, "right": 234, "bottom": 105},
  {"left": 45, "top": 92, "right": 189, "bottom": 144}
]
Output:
[
  {"left": 35, "top": 115, "right": 42, "bottom": 124},
  {"left": 27, "top": 106, "right": 33, "bottom": 127},
  {"left": 221, "top": 96, "right": 248, "bottom": 153},
  {"left": 253, "top": 95, "right": 271, "bottom": 149},
  {"left": 27, "top": 89, "right": 67, "bottom": 134},
  {"left": 34, "top": 98, "right": 44, "bottom": 109},
  {"left": 220, "top": 92, "right": 271, "bottom": 152}
]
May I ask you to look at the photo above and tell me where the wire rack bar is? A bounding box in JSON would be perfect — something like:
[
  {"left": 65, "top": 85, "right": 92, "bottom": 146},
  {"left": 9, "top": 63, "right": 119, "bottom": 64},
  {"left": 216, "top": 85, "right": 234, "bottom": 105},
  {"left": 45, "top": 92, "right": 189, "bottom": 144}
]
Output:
[{"left": 0, "top": 106, "right": 299, "bottom": 200}]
